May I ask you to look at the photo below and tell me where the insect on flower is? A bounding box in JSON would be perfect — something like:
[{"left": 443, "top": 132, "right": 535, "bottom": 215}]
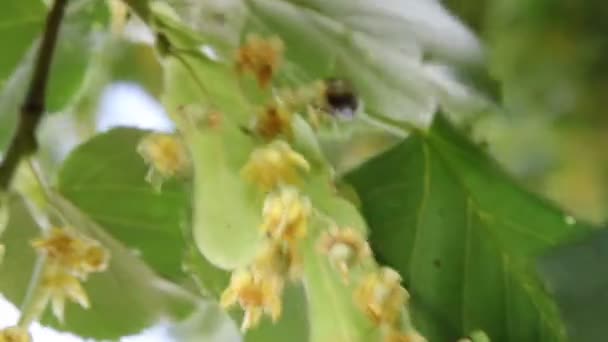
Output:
[{"left": 323, "top": 78, "right": 359, "bottom": 119}]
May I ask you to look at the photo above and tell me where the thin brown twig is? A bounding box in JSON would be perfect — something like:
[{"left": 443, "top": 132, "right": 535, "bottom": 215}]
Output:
[{"left": 0, "top": 0, "right": 68, "bottom": 190}]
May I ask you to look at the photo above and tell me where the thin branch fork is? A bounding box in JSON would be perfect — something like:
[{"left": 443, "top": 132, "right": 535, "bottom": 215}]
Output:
[{"left": 0, "top": 0, "right": 68, "bottom": 190}]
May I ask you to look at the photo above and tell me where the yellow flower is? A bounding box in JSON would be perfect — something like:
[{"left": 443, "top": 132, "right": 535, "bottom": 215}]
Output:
[
  {"left": 260, "top": 187, "right": 311, "bottom": 244},
  {"left": 220, "top": 269, "right": 283, "bottom": 331},
  {"left": 354, "top": 267, "right": 409, "bottom": 327},
  {"left": 42, "top": 270, "right": 90, "bottom": 323},
  {"left": 254, "top": 101, "right": 292, "bottom": 141},
  {"left": 236, "top": 34, "right": 284, "bottom": 88},
  {"left": 137, "top": 133, "right": 190, "bottom": 189},
  {"left": 252, "top": 239, "right": 301, "bottom": 282},
  {"left": 32, "top": 228, "right": 109, "bottom": 323},
  {"left": 32, "top": 228, "right": 109, "bottom": 279},
  {"left": 0, "top": 326, "right": 30, "bottom": 342},
  {"left": 241, "top": 141, "right": 310, "bottom": 191},
  {"left": 318, "top": 226, "right": 371, "bottom": 283}
]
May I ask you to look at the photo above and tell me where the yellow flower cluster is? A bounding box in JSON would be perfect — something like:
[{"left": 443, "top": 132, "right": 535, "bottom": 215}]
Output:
[
  {"left": 32, "top": 228, "right": 109, "bottom": 322},
  {"left": 252, "top": 239, "right": 301, "bottom": 281},
  {"left": 354, "top": 267, "right": 407, "bottom": 325},
  {"left": 0, "top": 326, "right": 30, "bottom": 342},
  {"left": 221, "top": 134, "right": 314, "bottom": 331},
  {"left": 241, "top": 141, "right": 310, "bottom": 191},
  {"left": 236, "top": 34, "right": 284, "bottom": 88},
  {"left": 220, "top": 269, "right": 283, "bottom": 331},
  {"left": 137, "top": 133, "right": 190, "bottom": 189},
  {"left": 318, "top": 226, "right": 371, "bottom": 283},
  {"left": 254, "top": 101, "right": 293, "bottom": 141},
  {"left": 221, "top": 186, "right": 311, "bottom": 330},
  {"left": 261, "top": 186, "right": 311, "bottom": 244}
]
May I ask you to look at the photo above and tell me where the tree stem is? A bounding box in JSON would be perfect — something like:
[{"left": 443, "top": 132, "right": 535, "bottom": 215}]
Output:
[{"left": 0, "top": 0, "right": 68, "bottom": 190}]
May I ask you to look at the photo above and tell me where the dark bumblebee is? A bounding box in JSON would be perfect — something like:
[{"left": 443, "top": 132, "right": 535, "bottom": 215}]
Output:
[{"left": 323, "top": 78, "right": 359, "bottom": 118}]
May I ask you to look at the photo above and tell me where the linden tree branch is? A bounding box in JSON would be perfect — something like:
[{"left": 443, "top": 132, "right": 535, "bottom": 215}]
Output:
[{"left": 0, "top": 0, "right": 68, "bottom": 190}]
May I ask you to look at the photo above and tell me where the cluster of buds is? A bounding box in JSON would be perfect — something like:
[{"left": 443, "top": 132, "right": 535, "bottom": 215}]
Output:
[
  {"left": 229, "top": 32, "right": 421, "bottom": 340},
  {"left": 220, "top": 269, "right": 283, "bottom": 331},
  {"left": 222, "top": 136, "right": 313, "bottom": 330},
  {"left": 353, "top": 267, "right": 424, "bottom": 341},
  {"left": 32, "top": 228, "right": 109, "bottom": 323},
  {"left": 137, "top": 133, "right": 190, "bottom": 191},
  {"left": 254, "top": 101, "right": 293, "bottom": 141},
  {"left": 317, "top": 226, "right": 371, "bottom": 283},
  {"left": 241, "top": 141, "right": 310, "bottom": 191}
]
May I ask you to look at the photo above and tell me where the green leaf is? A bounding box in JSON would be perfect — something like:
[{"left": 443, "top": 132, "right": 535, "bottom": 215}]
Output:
[
  {"left": 0, "top": 0, "right": 109, "bottom": 147},
  {"left": 0, "top": 194, "right": 196, "bottom": 339},
  {"left": 58, "top": 128, "right": 188, "bottom": 280},
  {"left": 0, "top": 0, "right": 45, "bottom": 86},
  {"left": 538, "top": 228, "right": 608, "bottom": 342},
  {"left": 158, "top": 19, "right": 264, "bottom": 270},
  {"left": 246, "top": 0, "right": 488, "bottom": 129},
  {"left": 345, "top": 115, "right": 591, "bottom": 342},
  {"left": 186, "top": 108, "right": 262, "bottom": 270}
]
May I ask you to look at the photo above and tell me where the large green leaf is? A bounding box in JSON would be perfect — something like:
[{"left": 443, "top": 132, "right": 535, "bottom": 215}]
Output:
[
  {"left": 538, "top": 228, "right": 608, "bottom": 342},
  {"left": 0, "top": 194, "right": 196, "bottom": 339},
  {"left": 58, "top": 128, "right": 188, "bottom": 280},
  {"left": 345, "top": 116, "right": 591, "bottom": 342}
]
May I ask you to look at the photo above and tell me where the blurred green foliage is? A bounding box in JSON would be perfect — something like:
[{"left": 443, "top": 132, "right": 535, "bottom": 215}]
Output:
[{"left": 446, "top": 0, "right": 608, "bottom": 224}]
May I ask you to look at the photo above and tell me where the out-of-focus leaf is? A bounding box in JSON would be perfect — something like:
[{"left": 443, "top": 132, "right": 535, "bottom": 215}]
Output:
[
  {"left": 110, "top": 42, "right": 163, "bottom": 96},
  {"left": 169, "top": 303, "right": 242, "bottom": 342},
  {"left": 50, "top": 0, "right": 109, "bottom": 112},
  {"left": 246, "top": 0, "right": 489, "bottom": 129},
  {"left": 0, "top": 194, "right": 196, "bottom": 339},
  {"left": 538, "top": 228, "right": 608, "bottom": 342},
  {"left": 0, "top": 0, "right": 45, "bottom": 86},
  {"left": 161, "top": 0, "right": 246, "bottom": 48},
  {"left": 346, "top": 115, "right": 591, "bottom": 341},
  {"left": 58, "top": 128, "right": 188, "bottom": 280},
  {"left": 0, "top": 0, "right": 109, "bottom": 147}
]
